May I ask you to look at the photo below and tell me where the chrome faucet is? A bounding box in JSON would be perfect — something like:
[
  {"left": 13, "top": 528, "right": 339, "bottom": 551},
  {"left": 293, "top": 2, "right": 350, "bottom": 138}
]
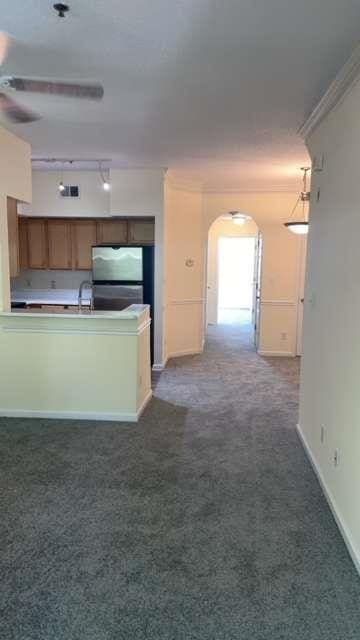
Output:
[{"left": 78, "top": 280, "right": 93, "bottom": 311}]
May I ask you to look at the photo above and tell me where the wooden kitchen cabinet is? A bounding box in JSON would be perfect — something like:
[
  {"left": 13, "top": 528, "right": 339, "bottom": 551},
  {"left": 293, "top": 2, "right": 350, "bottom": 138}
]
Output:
[
  {"left": 72, "top": 220, "right": 97, "bottom": 269},
  {"left": 48, "top": 219, "right": 72, "bottom": 269},
  {"left": 96, "top": 219, "right": 128, "bottom": 244},
  {"left": 7, "top": 197, "right": 19, "bottom": 277},
  {"left": 27, "top": 219, "right": 48, "bottom": 269},
  {"left": 18, "top": 218, "right": 29, "bottom": 270},
  {"left": 128, "top": 219, "right": 155, "bottom": 245}
]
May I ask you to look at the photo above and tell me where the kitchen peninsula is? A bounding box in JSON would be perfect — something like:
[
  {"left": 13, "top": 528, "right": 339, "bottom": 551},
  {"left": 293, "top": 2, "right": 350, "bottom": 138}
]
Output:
[{"left": 0, "top": 305, "right": 152, "bottom": 422}]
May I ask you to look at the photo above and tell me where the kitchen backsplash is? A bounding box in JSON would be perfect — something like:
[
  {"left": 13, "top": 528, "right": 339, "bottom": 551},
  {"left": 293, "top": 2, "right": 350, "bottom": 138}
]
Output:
[{"left": 11, "top": 269, "right": 92, "bottom": 290}]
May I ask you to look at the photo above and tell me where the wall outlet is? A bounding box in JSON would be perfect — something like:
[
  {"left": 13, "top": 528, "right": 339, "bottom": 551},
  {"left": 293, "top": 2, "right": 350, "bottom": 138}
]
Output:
[
  {"left": 333, "top": 449, "right": 340, "bottom": 467},
  {"left": 281, "top": 332, "right": 287, "bottom": 341},
  {"left": 320, "top": 426, "right": 325, "bottom": 444}
]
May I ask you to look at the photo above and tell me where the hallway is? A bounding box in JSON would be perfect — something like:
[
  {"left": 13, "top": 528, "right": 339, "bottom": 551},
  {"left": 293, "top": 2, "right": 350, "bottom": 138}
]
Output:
[{"left": 1, "top": 324, "right": 360, "bottom": 639}]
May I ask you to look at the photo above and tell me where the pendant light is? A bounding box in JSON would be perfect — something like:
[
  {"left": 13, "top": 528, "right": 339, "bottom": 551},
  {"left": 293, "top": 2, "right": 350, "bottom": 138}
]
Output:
[
  {"left": 284, "top": 167, "right": 311, "bottom": 235},
  {"left": 230, "top": 212, "right": 249, "bottom": 226}
]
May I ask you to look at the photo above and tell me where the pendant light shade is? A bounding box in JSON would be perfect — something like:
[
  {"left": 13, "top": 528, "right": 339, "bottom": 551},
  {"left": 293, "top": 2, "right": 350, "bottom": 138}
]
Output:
[
  {"left": 284, "top": 221, "right": 309, "bottom": 235},
  {"left": 284, "top": 167, "right": 311, "bottom": 235}
]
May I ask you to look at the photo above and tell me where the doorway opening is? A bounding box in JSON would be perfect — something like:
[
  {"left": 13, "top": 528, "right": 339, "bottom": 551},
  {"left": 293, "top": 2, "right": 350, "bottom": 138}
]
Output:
[
  {"left": 206, "top": 214, "right": 261, "bottom": 346},
  {"left": 218, "top": 236, "right": 256, "bottom": 326}
]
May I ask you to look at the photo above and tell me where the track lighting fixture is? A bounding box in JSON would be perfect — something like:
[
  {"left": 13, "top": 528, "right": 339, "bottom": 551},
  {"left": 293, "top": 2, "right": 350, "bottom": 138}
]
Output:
[
  {"left": 99, "top": 161, "right": 111, "bottom": 191},
  {"left": 58, "top": 162, "right": 65, "bottom": 192}
]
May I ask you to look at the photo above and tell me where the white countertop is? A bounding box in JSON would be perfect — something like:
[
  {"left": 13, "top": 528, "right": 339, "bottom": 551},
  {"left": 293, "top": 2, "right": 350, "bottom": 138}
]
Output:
[
  {"left": 1, "top": 304, "right": 150, "bottom": 320},
  {"left": 11, "top": 288, "right": 91, "bottom": 306}
]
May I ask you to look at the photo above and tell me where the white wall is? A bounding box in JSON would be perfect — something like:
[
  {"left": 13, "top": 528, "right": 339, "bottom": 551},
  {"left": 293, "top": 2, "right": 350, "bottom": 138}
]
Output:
[
  {"left": 299, "top": 76, "right": 360, "bottom": 571},
  {"left": 207, "top": 217, "right": 258, "bottom": 324},
  {"left": 0, "top": 126, "right": 32, "bottom": 311},
  {"left": 21, "top": 170, "right": 108, "bottom": 217}
]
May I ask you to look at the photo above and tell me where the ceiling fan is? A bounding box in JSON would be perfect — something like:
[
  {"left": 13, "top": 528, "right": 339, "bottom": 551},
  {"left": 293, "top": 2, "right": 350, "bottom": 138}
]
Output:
[{"left": 0, "top": 31, "right": 104, "bottom": 124}]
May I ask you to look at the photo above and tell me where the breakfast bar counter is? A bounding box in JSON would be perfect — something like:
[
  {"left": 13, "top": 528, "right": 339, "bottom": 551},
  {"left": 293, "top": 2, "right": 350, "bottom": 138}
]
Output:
[{"left": 0, "top": 305, "right": 152, "bottom": 422}]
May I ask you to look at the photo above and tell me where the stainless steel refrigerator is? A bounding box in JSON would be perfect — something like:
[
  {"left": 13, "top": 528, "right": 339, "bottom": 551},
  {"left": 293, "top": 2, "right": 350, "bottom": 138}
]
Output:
[{"left": 92, "top": 245, "right": 154, "bottom": 360}]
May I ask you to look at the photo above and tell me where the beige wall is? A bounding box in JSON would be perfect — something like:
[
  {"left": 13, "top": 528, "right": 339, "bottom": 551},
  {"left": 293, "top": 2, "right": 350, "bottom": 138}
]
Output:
[
  {"left": 0, "top": 126, "right": 31, "bottom": 311},
  {"left": 203, "top": 191, "right": 304, "bottom": 356},
  {"left": 164, "top": 182, "right": 204, "bottom": 359},
  {"left": 299, "top": 77, "right": 360, "bottom": 572},
  {"left": 206, "top": 217, "right": 258, "bottom": 324}
]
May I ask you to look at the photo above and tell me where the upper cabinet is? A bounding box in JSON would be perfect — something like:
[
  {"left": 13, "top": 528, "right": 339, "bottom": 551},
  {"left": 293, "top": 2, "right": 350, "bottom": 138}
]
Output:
[
  {"left": 47, "top": 219, "right": 72, "bottom": 270},
  {"left": 96, "top": 219, "right": 127, "bottom": 244},
  {"left": 72, "top": 220, "right": 97, "bottom": 270},
  {"left": 18, "top": 218, "right": 29, "bottom": 271},
  {"left": 7, "top": 197, "right": 19, "bottom": 278},
  {"left": 17, "top": 216, "right": 155, "bottom": 271},
  {"left": 128, "top": 219, "right": 155, "bottom": 245},
  {"left": 27, "top": 219, "right": 48, "bottom": 269}
]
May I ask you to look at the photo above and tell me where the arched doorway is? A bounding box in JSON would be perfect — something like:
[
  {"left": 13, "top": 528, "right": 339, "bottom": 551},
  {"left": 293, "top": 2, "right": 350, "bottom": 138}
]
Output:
[{"left": 205, "top": 212, "right": 261, "bottom": 345}]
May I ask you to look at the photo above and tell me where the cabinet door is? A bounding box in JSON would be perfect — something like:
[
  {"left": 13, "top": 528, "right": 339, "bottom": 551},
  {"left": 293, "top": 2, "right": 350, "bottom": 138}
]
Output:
[
  {"left": 7, "top": 197, "right": 19, "bottom": 277},
  {"left": 27, "top": 219, "right": 48, "bottom": 269},
  {"left": 18, "top": 218, "right": 29, "bottom": 270},
  {"left": 72, "top": 220, "right": 96, "bottom": 270},
  {"left": 128, "top": 219, "right": 155, "bottom": 245},
  {"left": 48, "top": 220, "right": 72, "bottom": 269},
  {"left": 97, "top": 220, "right": 128, "bottom": 244}
]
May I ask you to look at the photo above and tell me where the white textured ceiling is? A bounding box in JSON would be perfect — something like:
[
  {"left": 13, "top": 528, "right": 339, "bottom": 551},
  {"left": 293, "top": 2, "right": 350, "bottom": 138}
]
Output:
[{"left": 1, "top": 0, "right": 360, "bottom": 190}]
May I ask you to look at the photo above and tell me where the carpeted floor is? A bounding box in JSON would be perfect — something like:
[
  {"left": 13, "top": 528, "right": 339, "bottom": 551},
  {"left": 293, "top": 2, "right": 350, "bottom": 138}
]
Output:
[{"left": 1, "top": 320, "right": 360, "bottom": 639}]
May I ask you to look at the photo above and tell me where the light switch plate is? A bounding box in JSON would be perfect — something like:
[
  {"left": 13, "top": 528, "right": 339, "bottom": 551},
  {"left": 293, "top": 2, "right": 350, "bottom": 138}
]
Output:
[{"left": 312, "top": 153, "right": 324, "bottom": 172}]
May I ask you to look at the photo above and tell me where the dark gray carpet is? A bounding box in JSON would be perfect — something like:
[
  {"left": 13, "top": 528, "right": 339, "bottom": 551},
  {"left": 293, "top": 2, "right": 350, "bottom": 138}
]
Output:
[{"left": 1, "top": 321, "right": 360, "bottom": 640}]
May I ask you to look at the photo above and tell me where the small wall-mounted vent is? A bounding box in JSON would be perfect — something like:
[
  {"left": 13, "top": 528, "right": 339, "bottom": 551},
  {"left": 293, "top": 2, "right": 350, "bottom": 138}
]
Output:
[{"left": 60, "top": 185, "right": 80, "bottom": 198}]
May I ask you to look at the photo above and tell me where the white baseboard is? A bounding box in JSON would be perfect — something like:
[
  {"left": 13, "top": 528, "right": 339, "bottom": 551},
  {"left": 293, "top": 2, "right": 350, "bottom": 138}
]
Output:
[
  {"left": 152, "top": 360, "right": 168, "bottom": 372},
  {"left": 167, "top": 348, "right": 202, "bottom": 359},
  {"left": 137, "top": 390, "right": 152, "bottom": 418},
  {"left": 0, "top": 391, "right": 153, "bottom": 423},
  {"left": 258, "top": 350, "right": 295, "bottom": 357},
  {"left": 297, "top": 423, "right": 360, "bottom": 575}
]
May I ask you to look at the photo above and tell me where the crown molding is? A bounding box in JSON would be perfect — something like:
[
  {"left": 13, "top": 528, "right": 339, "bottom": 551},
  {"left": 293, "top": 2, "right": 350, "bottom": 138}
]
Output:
[
  {"left": 165, "top": 175, "right": 203, "bottom": 193},
  {"left": 202, "top": 184, "right": 298, "bottom": 194},
  {"left": 299, "top": 41, "right": 360, "bottom": 140}
]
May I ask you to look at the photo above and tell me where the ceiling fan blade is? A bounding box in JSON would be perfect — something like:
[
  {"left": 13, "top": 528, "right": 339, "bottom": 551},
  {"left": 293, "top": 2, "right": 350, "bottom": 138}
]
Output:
[
  {"left": 0, "top": 32, "right": 10, "bottom": 66},
  {"left": 7, "top": 77, "right": 104, "bottom": 100},
  {"left": 0, "top": 92, "right": 41, "bottom": 123}
]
